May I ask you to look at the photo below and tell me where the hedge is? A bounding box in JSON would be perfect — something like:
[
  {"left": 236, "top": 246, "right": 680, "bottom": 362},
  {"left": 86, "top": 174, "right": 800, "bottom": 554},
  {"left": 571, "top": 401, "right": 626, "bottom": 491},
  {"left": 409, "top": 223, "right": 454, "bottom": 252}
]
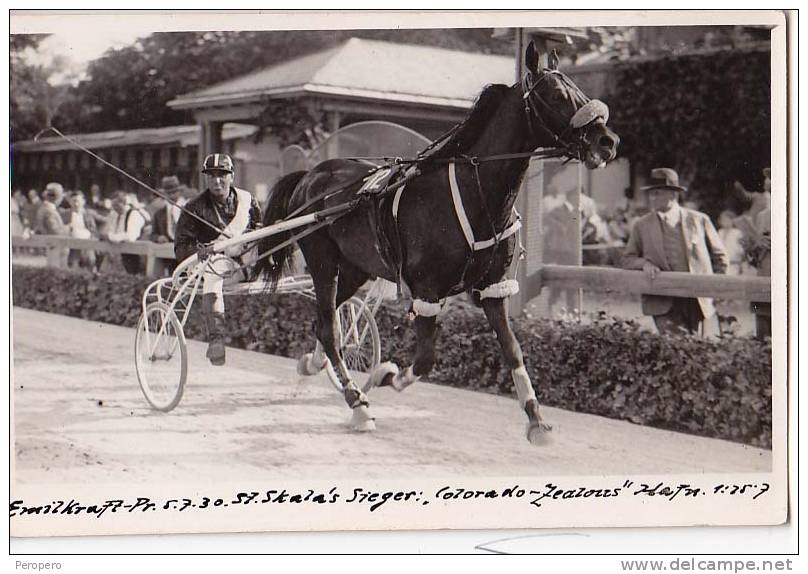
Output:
[{"left": 12, "top": 266, "right": 772, "bottom": 448}]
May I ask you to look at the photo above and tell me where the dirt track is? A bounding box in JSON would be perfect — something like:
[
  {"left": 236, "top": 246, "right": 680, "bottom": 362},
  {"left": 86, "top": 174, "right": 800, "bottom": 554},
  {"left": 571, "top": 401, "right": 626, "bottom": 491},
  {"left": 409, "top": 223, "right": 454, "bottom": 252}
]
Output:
[{"left": 12, "top": 308, "right": 770, "bottom": 484}]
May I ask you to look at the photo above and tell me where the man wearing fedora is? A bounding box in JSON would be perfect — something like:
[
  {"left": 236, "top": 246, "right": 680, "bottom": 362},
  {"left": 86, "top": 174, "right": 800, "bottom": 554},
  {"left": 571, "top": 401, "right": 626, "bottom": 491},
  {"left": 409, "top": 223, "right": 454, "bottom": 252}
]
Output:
[
  {"left": 174, "top": 153, "right": 261, "bottom": 366},
  {"left": 622, "top": 167, "right": 728, "bottom": 335},
  {"left": 151, "top": 176, "right": 187, "bottom": 244}
]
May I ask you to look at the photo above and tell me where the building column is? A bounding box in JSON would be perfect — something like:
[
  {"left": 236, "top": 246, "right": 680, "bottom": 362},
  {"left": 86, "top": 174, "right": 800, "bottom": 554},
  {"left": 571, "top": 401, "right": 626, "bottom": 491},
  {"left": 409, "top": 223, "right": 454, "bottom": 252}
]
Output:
[
  {"left": 324, "top": 111, "right": 342, "bottom": 159},
  {"left": 198, "top": 119, "right": 224, "bottom": 189},
  {"left": 511, "top": 30, "right": 549, "bottom": 317}
]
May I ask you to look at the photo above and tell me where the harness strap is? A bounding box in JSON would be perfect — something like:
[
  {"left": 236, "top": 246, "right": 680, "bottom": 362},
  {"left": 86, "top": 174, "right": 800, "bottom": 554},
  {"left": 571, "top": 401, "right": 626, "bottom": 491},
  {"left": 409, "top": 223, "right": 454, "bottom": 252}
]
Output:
[
  {"left": 448, "top": 162, "right": 522, "bottom": 252},
  {"left": 392, "top": 183, "right": 407, "bottom": 221}
]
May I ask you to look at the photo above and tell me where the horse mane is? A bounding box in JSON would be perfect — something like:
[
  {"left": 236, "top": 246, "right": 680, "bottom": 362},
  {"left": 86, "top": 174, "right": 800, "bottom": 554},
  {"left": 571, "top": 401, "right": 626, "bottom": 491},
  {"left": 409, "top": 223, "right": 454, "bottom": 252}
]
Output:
[{"left": 428, "top": 84, "right": 512, "bottom": 159}]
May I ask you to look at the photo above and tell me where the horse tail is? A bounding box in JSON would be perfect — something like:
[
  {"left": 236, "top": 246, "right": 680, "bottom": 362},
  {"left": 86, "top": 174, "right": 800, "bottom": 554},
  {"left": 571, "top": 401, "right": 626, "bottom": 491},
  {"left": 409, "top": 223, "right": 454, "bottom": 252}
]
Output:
[{"left": 255, "top": 170, "right": 308, "bottom": 292}]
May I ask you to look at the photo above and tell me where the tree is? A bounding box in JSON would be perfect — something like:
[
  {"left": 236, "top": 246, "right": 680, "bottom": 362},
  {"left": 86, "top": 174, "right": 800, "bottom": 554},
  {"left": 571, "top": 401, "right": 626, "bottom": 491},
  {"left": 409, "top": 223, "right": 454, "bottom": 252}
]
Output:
[
  {"left": 604, "top": 47, "right": 771, "bottom": 217},
  {"left": 53, "top": 29, "right": 512, "bottom": 139}
]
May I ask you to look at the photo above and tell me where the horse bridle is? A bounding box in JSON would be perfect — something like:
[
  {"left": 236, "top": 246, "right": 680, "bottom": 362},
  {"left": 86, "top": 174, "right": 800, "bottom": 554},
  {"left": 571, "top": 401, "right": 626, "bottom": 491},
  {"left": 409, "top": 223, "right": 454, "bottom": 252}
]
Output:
[{"left": 521, "top": 68, "right": 606, "bottom": 160}]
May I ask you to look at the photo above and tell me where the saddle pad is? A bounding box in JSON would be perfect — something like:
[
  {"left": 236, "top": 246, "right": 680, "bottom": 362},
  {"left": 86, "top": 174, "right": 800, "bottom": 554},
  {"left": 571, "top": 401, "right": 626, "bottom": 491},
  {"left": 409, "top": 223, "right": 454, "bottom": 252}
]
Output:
[{"left": 358, "top": 165, "right": 403, "bottom": 195}]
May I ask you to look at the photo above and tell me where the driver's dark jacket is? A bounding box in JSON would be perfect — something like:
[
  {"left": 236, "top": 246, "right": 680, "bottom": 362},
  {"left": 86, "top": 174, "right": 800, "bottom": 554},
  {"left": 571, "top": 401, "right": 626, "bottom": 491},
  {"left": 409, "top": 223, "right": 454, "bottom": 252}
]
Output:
[{"left": 174, "top": 187, "right": 262, "bottom": 263}]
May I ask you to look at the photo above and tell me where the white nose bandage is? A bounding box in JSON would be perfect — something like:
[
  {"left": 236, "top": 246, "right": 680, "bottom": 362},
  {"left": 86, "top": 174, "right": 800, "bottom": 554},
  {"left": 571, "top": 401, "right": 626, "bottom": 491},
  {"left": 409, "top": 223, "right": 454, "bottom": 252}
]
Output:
[{"left": 570, "top": 99, "right": 609, "bottom": 129}]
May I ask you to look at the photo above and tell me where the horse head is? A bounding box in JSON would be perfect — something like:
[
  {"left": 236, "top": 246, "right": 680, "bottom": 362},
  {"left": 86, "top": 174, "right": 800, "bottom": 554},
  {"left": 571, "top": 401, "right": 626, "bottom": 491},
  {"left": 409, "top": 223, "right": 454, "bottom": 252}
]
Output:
[{"left": 522, "top": 41, "right": 619, "bottom": 169}]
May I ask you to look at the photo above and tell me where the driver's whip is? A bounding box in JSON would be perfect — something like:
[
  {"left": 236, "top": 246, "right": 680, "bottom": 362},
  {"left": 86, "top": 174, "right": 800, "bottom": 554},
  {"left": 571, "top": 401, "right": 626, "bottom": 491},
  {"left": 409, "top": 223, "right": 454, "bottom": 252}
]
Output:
[{"left": 31, "top": 126, "right": 225, "bottom": 236}]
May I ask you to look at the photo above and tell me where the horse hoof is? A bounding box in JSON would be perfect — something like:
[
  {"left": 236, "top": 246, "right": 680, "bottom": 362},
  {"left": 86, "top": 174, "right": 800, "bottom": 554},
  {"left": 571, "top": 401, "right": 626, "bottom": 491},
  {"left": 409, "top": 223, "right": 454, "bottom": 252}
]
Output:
[
  {"left": 362, "top": 362, "right": 399, "bottom": 393},
  {"left": 297, "top": 353, "right": 325, "bottom": 376},
  {"left": 350, "top": 406, "right": 376, "bottom": 432},
  {"left": 526, "top": 422, "right": 553, "bottom": 446}
]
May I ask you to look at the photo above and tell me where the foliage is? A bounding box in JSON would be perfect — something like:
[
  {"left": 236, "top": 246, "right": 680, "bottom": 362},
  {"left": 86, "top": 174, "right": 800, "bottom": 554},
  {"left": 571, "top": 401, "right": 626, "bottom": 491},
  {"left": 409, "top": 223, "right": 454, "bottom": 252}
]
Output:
[
  {"left": 252, "top": 98, "right": 330, "bottom": 148},
  {"left": 12, "top": 266, "right": 771, "bottom": 448},
  {"left": 603, "top": 47, "right": 771, "bottom": 217},
  {"left": 10, "top": 34, "right": 84, "bottom": 141}
]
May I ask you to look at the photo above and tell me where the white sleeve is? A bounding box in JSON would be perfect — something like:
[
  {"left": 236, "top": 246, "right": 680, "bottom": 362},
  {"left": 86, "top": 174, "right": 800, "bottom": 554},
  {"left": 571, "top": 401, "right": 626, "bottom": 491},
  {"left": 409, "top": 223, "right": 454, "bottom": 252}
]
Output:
[{"left": 125, "top": 211, "right": 146, "bottom": 242}]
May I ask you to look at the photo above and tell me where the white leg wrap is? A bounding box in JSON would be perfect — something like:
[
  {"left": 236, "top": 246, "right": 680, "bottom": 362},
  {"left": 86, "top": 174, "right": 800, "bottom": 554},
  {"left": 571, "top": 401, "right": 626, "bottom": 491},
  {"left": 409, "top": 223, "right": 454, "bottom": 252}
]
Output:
[
  {"left": 311, "top": 342, "right": 327, "bottom": 370},
  {"left": 350, "top": 405, "right": 376, "bottom": 432},
  {"left": 412, "top": 298, "right": 444, "bottom": 317},
  {"left": 512, "top": 366, "right": 536, "bottom": 408},
  {"left": 363, "top": 361, "right": 399, "bottom": 393},
  {"left": 391, "top": 365, "right": 420, "bottom": 392},
  {"left": 478, "top": 279, "right": 520, "bottom": 300}
]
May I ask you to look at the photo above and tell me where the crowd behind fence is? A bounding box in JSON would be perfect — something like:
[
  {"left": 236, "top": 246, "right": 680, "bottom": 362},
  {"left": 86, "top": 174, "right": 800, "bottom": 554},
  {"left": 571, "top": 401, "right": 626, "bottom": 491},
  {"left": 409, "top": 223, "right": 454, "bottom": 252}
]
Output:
[{"left": 11, "top": 176, "right": 773, "bottom": 339}]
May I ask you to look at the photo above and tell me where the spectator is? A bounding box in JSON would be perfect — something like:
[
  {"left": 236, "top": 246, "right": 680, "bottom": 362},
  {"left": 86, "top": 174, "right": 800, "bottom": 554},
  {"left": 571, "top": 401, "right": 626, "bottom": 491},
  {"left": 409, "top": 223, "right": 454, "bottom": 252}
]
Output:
[
  {"left": 36, "top": 183, "right": 68, "bottom": 235},
  {"left": 66, "top": 191, "right": 98, "bottom": 270},
  {"left": 150, "top": 176, "right": 188, "bottom": 275},
  {"left": 36, "top": 183, "right": 70, "bottom": 268},
  {"left": 622, "top": 168, "right": 728, "bottom": 335},
  {"left": 90, "top": 196, "right": 114, "bottom": 272},
  {"left": 107, "top": 190, "right": 151, "bottom": 274},
  {"left": 751, "top": 206, "right": 771, "bottom": 340},
  {"left": 717, "top": 209, "right": 745, "bottom": 275},
  {"left": 606, "top": 205, "right": 631, "bottom": 245},
  {"left": 88, "top": 184, "right": 104, "bottom": 209},
  {"left": 151, "top": 176, "right": 187, "bottom": 244},
  {"left": 11, "top": 190, "right": 26, "bottom": 236},
  {"left": 24, "top": 189, "right": 41, "bottom": 232},
  {"left": 747, "top": 168, "right": 772, "bottom": 339},
  {"left": 543, "top": 170, "right": 580, "bottom": 312},
  {"left": 732, "top": 167, "right": 771, "bottom": 232}
]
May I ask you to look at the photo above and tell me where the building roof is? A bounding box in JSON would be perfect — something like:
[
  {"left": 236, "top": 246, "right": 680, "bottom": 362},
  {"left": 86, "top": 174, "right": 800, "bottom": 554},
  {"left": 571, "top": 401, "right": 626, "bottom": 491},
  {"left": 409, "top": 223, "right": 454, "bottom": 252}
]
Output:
[
  {"left": 12, "top": 123, "right": 257, "bottom": 153},
  {"left": 492, "top": 27, "right": 590, "bottom": 43},
  {"left": 168, "top": 37, "right": 515, "bottom": 111}
]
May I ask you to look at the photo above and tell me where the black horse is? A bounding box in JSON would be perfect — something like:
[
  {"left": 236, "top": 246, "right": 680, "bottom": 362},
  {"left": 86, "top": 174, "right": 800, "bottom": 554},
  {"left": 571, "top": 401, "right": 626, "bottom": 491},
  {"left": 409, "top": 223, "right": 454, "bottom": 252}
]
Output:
[{"left": 257, "top": 43, "right": 619, "bottom": 442}]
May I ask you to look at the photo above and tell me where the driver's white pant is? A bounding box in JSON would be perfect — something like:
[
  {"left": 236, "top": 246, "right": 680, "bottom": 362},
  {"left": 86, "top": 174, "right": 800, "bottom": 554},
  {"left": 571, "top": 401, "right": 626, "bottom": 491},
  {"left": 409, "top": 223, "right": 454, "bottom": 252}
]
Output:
[{"left": 202, "top": 255, "right": 240, "bottom": 314}]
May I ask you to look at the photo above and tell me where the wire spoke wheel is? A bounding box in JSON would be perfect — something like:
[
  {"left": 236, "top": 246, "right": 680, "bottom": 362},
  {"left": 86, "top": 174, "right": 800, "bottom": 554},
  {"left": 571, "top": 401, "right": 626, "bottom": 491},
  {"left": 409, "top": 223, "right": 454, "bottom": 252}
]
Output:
[
  {"left": 337, "top": 296, "right": 381, "bottom": 373},
  {"left": 135, "top": 302, "right": 187, "bottom": 412}
]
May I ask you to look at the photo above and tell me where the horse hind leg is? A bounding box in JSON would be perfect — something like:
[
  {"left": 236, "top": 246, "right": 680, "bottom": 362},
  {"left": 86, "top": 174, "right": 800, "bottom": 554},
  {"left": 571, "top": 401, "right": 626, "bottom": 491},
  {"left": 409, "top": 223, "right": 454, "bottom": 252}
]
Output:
[
  {"left": 307, "top": 252, "right": 375, "bottom": 432},
  {"left": 301, "top": 261, "right": 370, "bottom": 377},
  {"left": 481, "top": 296, "right": 552, "bottom": 445},
  {"left": 296, "top": 341, "right": 327, "bottom": 376}
]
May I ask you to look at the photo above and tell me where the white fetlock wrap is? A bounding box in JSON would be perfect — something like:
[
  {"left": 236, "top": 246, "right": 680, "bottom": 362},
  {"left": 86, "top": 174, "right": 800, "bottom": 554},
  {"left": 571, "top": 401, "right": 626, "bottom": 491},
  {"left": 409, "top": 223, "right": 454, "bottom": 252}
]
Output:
[
  {"left": 391, "top": 365, "right": 420, "bottom": 392},
  {"left": 297, "top": 352, "right": 328, "bottom": 376},
  {"left": 363, "top": 361, "right": 399, "bottom": 393},
  {"left": 350, "top": 405, "right": 376, "bottom": 432},
  {"left": 478, "top": 279, "right": 520, "bottom": 300},
  {"left": 412, "top": 298, "right": 444, "bottom": 317},
  {"left": 511, "top": 365, "right": 535, "bottom": 408}
]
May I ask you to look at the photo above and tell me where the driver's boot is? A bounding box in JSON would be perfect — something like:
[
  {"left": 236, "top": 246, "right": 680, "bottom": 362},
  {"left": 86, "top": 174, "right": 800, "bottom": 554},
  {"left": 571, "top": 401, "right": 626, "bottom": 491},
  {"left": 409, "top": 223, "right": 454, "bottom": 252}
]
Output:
[{"left": 202, "top": 293, "right": 226, "bottom": 366}]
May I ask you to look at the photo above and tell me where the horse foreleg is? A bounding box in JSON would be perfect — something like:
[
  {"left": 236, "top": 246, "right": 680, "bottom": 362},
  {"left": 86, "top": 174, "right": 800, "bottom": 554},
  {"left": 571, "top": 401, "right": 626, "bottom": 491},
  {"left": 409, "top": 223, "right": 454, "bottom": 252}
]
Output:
[
  {"left": 481, "top": 296, "right": 552, "bottom": 445},
  {"left": 366, "top": 314, "right": 437, "bottom": 392}
]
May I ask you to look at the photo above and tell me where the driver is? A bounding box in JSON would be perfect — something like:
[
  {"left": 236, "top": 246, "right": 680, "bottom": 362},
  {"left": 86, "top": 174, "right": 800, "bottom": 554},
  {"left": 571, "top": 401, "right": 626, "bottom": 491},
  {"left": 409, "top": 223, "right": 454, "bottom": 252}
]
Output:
[{"left": 174, "top": 153, "right": 262, "bottom": 366}]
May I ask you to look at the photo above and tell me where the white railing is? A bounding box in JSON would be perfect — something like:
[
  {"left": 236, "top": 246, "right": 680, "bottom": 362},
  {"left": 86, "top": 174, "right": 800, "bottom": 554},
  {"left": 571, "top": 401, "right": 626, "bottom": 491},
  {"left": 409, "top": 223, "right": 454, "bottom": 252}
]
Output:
[{"left": 11, "top": 235, "right": 771, "bottom": 302}]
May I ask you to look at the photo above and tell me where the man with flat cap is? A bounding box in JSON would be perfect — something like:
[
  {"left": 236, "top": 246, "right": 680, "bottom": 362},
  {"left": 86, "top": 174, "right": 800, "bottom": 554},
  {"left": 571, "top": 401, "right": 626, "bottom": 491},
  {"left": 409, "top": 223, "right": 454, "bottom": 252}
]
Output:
[
  {"left": 174, "top": 154, "right": 262, "bottom": 366},
  {"left": 622, "top": 168, "right": 728, "bottom": 335}
]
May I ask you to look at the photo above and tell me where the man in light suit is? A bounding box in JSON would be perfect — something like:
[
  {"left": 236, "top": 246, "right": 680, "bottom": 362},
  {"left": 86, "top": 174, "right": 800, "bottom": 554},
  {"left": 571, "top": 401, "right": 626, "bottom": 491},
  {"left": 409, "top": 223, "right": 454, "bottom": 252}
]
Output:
[{"left": 622, "top": 168, "right": 728, "bottom": 335}]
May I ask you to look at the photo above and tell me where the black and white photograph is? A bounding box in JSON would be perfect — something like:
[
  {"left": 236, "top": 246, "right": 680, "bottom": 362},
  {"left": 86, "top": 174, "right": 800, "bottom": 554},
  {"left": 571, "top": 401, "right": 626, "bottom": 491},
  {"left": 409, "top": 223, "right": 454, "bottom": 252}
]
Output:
[{"left": 8, "top": 9, "right": 793, "bottom": 552}]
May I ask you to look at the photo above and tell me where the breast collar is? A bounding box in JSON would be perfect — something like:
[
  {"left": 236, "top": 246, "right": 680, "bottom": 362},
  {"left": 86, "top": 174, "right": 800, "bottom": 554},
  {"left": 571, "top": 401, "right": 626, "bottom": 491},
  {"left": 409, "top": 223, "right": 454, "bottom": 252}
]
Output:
[{"left": 391, "top": 162, "right": 521, "bottom": 252}]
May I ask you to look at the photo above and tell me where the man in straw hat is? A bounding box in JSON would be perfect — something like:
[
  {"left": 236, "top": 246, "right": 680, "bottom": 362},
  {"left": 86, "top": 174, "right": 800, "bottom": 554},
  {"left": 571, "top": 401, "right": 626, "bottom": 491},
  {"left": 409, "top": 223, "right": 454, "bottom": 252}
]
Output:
[{"left": 622, "top": 168, "right": 728, "bottom": 335}]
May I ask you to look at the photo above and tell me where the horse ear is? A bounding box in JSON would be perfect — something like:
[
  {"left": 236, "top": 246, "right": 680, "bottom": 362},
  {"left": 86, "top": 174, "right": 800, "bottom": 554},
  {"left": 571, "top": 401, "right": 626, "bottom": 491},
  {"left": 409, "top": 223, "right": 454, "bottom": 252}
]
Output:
[
  {"left": 548, "top": 49, "right": 560, "bottom": 70},
  {"left": 525, "top": 40, "right": 539, "bottom": 74}
]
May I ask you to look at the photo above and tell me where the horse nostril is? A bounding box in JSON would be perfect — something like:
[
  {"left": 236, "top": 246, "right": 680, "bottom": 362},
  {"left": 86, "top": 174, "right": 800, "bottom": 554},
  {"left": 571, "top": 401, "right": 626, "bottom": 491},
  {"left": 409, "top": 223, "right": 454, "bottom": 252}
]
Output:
[{"left": 599, "top": 135, "right": 616, "bottom": 148}]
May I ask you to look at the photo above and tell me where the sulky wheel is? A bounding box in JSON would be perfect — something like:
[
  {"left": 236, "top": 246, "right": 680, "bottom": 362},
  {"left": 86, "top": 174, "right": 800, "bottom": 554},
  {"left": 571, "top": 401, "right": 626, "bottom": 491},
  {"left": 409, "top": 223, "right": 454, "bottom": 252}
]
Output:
[
  {"left": 134, "top": 302, "right": 188, "bottom": 412},
  {"left": 336, "top": 295, "right": 381, "bottom": 374}
]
